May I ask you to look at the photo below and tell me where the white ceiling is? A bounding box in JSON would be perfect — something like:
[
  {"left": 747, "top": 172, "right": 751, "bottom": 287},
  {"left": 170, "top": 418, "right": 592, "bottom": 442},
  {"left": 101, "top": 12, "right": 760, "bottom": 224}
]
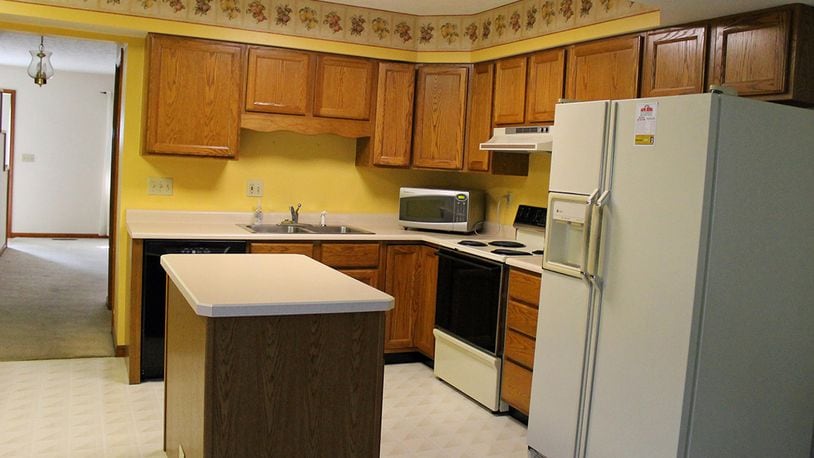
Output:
[
  {"left": 0, "top": 31, "right": 119, "bottom": 75},
  {"left": 0, "top": 0, "right": 812, "bottom": 75}
]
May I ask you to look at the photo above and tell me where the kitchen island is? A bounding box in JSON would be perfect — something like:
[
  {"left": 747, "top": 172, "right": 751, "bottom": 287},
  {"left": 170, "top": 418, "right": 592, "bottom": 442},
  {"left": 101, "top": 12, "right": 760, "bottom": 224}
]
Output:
[{"left": 159, "top": 253, "right": 394, "bottom": 458}]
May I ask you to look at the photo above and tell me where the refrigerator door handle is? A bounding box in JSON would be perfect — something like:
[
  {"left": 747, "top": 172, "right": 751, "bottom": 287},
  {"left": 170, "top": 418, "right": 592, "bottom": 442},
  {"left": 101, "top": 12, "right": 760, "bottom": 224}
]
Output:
[
  {"left": 585, "top": 190, "right": 609, "bottom": 282},
  {"left": 580, "top": 189, "right": 600, "bottom": 279}
]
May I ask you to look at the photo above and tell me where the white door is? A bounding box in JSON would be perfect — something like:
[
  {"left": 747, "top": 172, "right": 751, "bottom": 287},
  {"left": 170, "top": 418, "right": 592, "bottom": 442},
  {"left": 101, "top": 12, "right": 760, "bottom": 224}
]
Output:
[
  {"left": 583, "top": 95, "right": 716, "bottom": 457},
  {"left": 549, "top": 101, "right": 610, "bottom": 196}
]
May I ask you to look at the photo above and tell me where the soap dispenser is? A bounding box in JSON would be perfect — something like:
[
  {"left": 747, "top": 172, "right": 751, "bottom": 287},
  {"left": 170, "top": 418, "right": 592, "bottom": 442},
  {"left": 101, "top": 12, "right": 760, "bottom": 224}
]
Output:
[{"left": 253, "top": 199, "right": 263, "bottom": 225}]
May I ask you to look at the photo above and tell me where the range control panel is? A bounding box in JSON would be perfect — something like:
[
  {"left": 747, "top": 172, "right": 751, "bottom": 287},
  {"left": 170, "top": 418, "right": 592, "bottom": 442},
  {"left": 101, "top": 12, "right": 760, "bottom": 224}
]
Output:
[{"left": 513, "top": 204, "right": 547, "bottom": 229}]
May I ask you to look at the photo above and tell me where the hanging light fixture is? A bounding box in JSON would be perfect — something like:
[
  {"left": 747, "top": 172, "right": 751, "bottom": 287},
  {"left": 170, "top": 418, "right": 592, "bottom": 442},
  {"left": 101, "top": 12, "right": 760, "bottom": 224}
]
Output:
[{"left": 27, "top": 36, "right": 55, "bottom": 87}]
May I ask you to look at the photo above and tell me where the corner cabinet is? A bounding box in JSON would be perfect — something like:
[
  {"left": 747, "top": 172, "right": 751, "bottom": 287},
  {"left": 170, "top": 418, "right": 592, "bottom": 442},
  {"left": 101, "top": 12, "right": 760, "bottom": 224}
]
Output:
[
  {"left": 412, "top": 65, "right": 469, "bottom": 170},
  {"left": 709, "top": 5, "right": 814, "bottom": 105},
  {"left": 641, "top": 26, "right": 707, "bottom": 98},
  {"left": 464, "top": 62, "right": 495, "bottom": 172},
  {"left": 566, "top": 35, "right": 642, "bottom": 101},
  {"left": 145, "top": 34, "right": 245, "bottom": 158}
]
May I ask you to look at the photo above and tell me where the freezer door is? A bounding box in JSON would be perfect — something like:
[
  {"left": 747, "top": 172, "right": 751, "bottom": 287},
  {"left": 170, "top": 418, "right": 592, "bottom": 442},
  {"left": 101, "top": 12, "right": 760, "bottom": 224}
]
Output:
[
  {"left": 549, "top": 101, "right": 610, "bottom": 195},
  {"left": 527, "top": 271, "right": 592, "bottom": 458}
]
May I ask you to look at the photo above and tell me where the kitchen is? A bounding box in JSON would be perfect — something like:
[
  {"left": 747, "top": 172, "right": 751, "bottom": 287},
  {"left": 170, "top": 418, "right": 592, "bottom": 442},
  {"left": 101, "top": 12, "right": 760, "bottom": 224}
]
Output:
[{"left": 1, "top": 0, "right": 813, "bottom": 456}]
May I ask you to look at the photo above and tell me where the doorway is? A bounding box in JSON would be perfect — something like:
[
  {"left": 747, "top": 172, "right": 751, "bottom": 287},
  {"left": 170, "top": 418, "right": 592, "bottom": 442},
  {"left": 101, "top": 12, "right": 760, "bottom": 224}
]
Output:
[{"left": 0, "top": 32, "right": 123, "bottom": 360}]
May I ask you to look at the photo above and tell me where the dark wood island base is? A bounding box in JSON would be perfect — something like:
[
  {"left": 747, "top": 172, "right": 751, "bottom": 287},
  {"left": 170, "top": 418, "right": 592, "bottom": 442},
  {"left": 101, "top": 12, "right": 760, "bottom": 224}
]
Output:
[{"left": 164, "top": 282, "right": 386, "bottom": 457}]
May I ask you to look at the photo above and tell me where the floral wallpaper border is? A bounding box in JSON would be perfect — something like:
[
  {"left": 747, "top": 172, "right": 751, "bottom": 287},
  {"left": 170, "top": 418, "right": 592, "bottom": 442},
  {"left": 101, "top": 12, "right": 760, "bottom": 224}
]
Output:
[{"left": 11, "top": 0, "right": 656, "bottom": 52}]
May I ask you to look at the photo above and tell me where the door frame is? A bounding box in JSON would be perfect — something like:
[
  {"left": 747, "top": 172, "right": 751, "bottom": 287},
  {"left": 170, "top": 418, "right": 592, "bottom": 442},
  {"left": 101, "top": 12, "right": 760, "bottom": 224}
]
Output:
[{"left": 2, "top": 89, "right": 16, "bottom": 250}]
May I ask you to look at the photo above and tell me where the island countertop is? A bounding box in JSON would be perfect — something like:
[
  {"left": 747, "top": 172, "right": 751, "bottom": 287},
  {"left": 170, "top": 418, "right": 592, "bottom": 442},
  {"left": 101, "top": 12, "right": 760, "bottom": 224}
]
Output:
[{"left": 160, "top": 253, "right": 394, "bottom": 317}]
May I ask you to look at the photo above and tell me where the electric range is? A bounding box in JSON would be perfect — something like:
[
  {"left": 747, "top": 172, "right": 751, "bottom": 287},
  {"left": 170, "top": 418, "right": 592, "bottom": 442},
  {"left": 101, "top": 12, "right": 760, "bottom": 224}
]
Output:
[{"left": 450, "top": 204, "right": 547, "bottom": 261}]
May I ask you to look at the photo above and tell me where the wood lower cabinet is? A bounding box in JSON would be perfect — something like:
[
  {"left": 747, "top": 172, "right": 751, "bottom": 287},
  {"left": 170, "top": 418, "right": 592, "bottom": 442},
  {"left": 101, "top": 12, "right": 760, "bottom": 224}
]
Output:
[
  {"left": 566, "top": 35, "right": 642, "bottom": 101},
  {"left": 145, "top": 34, "right": 245, "bottom": 158},
  {"left": 383, "top": 244, "right": 421, "bottom": 351},
  {"left": 642, "top": 26, "right": 707, "bottom": 98},
  {"left": 414, "top": 245, "right": 438, "bottom": 358},
  {"left": 245, "top": 47, "right": 311, "bottom": 115},
  {"left": 709, "top": 5, "right": 814, "bottom": 105},
  {"left": 412, "top": 65, "right": 468, "bottom": 170},
  {"left": 501, "top": 268, "right": 541, "bottom": 415},
  {"left": 321, "top": 242, "right": 381, "bottom": 289},
  {"left": 357, "top": 62, "right": 415, "bottom": 168},
  {"left": 249, "top": 242, "right": 314, "bottom": 257}
]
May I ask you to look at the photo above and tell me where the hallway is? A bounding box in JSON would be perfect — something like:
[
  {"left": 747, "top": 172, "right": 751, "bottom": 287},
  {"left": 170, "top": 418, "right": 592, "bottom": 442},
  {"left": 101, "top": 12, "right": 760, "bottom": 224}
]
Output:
[{"left": 0, "top": 238, "right": 112, "bottom": 361}]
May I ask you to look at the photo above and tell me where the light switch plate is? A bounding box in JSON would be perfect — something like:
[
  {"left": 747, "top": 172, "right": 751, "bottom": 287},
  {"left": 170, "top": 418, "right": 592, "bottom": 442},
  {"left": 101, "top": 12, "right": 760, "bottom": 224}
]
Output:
[
  {"left": 247, "top": 179, "right": 264, "bottom": 197},
  {"left": 148, "top": 177, "right": 173, "bottom": 196}
]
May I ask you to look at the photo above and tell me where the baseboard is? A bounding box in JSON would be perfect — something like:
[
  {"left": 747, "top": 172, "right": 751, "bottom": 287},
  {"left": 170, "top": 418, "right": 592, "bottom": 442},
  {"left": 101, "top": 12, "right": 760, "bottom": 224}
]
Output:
[
  {"left": 115, "top": 345, "right": 128, "bottom": 357},
  {"left": 0, "top": 242, "right": 6, "bottom": 256},
  {"left": 10, "top": 233, "right": 109, "bottom": 239}
]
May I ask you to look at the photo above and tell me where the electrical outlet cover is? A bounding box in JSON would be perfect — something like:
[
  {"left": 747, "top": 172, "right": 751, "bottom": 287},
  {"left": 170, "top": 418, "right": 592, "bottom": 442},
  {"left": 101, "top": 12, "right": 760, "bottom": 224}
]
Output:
[
  {"left": 148, "top": 177, "right": 174, "bottom": 196},
  {"left": 247, "top": 180, "right": 264, "bottom": 197}
]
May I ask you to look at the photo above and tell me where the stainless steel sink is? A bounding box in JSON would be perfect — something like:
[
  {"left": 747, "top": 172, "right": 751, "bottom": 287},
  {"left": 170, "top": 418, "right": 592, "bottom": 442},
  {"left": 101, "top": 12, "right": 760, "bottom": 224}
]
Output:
[
  {"left": 306, "top": 225, "right": 374, "bottom": 234},
  {"left": 238, "top": 224, "right": 313, "bottom": 234},
  {"left": 238, "top": 224, "right": 373, "bottom": 235}
]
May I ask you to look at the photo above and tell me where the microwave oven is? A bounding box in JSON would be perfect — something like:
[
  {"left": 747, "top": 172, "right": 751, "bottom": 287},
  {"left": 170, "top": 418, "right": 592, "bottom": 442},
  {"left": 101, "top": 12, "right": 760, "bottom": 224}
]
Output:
[{"left": 399, "top": 187, "right": 485, "bottom": 233}]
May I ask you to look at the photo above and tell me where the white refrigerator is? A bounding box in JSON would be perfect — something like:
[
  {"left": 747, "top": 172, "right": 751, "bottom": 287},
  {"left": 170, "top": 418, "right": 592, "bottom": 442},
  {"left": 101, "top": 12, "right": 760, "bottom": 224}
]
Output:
[{"left": 527, "top": 93, "right": 814, "bottom": 458}]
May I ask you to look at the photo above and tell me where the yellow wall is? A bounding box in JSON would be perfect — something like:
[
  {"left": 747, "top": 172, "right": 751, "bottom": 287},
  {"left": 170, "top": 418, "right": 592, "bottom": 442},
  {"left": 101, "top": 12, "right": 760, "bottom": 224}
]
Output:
[{"left": 0, "top": 0, "right": 656, "bottom": 347}]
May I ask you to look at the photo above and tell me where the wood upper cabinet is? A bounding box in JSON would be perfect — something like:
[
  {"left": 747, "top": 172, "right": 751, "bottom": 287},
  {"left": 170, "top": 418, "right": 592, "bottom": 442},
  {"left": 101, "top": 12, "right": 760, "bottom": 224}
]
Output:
[
  {"left": 383, "top": 244, "right": 422, "bottom": 351},
  {"left": 709, "top": 5, "right": 814, "bottom": 105},
  {"left": 526, "top": 48, "right": 566, "bottom": 122},
  {"left": 314, "top": 55, "right": 375, "bottom": 120},
  {"left": 566, "top": 35, "right": 642, "bottom": 101},
  {"left": 245, "top": 47, "right": 311, "bottom": 115},
  {"left": 493, "top": 56, "right": 528, "bottom": 125},
  {"left": 464, "top": 62, "right": 494, "bottom": 172},
  {"left": 145, "top": 34, "right": 245, "bottom": 158},
  {"left": 412, "top": 65, "right": 468, "bottom": 170},
  {"left": 364, "top": 62, "right": 415, "bottom": 168},
  {"left": 413, "top": 245, "right": 438, "bottom": 358},
  {"left": 641, "top": 26, "right": 707, "bottom": 98}
]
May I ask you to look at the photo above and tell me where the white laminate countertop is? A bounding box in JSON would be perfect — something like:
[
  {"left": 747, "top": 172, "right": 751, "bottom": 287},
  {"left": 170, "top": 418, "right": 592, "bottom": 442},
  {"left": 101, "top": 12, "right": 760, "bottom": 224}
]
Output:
[{"left": 160, "top": 254, "right": 395, "bottom": 317}]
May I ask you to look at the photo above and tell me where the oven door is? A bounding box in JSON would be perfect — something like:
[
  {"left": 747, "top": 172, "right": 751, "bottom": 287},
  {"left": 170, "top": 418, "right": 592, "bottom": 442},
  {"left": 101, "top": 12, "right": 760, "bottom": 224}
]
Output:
[{"left": 435, "top": 248, "right": 505, "bottom": 356}]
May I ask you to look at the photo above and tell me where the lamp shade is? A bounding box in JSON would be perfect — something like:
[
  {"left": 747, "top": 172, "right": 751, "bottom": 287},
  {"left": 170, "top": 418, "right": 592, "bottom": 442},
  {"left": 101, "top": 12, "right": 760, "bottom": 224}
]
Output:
[{"left": 27, "top": 38, "right": 55, "bottom": 86}]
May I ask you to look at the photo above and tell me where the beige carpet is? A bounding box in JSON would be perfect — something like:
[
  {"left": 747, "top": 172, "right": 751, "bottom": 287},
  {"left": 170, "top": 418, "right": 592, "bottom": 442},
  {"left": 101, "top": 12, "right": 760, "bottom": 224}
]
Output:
[{"left": 0, "top": 238, "right": 113, "bottom": 361}]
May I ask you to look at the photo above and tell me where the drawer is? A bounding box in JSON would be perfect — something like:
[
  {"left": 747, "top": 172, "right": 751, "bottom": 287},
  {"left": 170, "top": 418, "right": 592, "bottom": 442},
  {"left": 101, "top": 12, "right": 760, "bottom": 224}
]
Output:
[
  {"left": 507, "top": 299, "right": 539, "bottom": 338},
  {"left": 501, "top": 359, "right": 532, "bottom": 415},
  {"left": 250, "top": 242, "right": 314, "bottom": 257},
  {"left": 340, "top": 269, "right": 379, "bottom": 288},
  {"left": 504, "top": 329, "right": 536, "bottom": 369},
  {"left": 508, "top": 268, "right": 541, "bottom": 305},
  {"left": 321, "top": 243, "right": 380, "bottom": 268}
]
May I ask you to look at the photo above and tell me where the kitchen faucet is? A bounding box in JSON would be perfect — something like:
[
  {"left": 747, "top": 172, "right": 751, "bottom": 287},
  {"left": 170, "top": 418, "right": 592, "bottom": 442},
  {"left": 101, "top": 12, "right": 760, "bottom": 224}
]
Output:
[{"left": 289, "top": 203, "right": 302, "bottom": 224}]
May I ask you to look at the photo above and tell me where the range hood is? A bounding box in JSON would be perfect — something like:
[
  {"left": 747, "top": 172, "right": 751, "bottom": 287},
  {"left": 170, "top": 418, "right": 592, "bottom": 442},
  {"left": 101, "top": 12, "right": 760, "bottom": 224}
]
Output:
[{"left": 479, "top": 126, "right": 554, "bottom": 153}]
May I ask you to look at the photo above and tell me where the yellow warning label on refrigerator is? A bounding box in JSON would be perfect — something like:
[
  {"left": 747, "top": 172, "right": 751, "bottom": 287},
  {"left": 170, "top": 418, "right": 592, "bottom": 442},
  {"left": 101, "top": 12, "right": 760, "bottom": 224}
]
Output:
[{"left": 634, "top": 102, "right": 658, "bottom": 146}]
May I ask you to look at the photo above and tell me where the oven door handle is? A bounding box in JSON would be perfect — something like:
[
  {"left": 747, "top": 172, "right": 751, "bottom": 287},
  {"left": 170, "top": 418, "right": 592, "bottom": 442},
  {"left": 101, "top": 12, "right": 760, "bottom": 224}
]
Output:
[{"left": 437, "top": 250, "right": 503, "bottom": 271}]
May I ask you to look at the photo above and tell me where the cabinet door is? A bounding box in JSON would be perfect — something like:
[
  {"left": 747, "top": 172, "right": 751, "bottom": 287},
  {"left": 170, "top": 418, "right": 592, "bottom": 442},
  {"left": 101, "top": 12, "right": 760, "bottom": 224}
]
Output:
[
  {"left": 526, "top": 48, "right": 566, "bottom": 123},
  {"left": 371, "top": 62, "right": 415, "bottom": 167},
  {"left": 641, "top": 27, "right": 706, "bottom": 98},
  {"left": 340, "top": 269, "right": 379, "bottom": 288},
  {"left": 566, "top": 35, "right": 642, "bottom": 101},
  {"left": 710, "top": 9, "right": 790, "bottom": 96},
  {"left": 146, "top": 34, "right": 244, "bottom": 158},
  {"left": 245, "top": 47, "right": 312, "bottom": 115},
  {"left": 383, "top": 245, "right": 421, "bottom": 351},
  {"left": 414, "top": 245, "right": 438, "bottom": 358},
  {"left": 493, "top": 56, "right": 528, "bottom": 125},
  {"left": 314, "top": 55, "right": 375, "bottom": 120},
  {"left": 321, "top": 243, "right": 380, "bottom": 268},
  {"left": 412, "top": 66, "right": 468, "bottom": 170},
  {"left": 464, "top": 62, "right": 494, "bottom": 172}
]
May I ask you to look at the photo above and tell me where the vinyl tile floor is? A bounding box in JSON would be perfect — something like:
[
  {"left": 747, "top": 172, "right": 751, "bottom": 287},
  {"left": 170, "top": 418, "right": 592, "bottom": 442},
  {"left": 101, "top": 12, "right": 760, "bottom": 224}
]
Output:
[{"left": 0, "top": 358, "right": 528, "bottom": 457}]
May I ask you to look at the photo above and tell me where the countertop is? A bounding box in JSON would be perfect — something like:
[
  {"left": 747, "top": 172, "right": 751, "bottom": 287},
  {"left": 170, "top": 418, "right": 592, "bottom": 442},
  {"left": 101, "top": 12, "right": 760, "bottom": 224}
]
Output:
[
  {"left": 129, "top": 210, "right": 544, "bottom": 274},
  {"left": 160, "top": 253, "right": 395, "bottom": 317}
]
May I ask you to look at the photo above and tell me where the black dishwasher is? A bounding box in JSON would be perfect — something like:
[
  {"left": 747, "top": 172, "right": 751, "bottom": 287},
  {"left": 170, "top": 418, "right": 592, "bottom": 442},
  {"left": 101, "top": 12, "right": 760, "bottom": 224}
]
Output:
[{"left": 141, "top": 239, "right": 247, "bottom": 381}]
